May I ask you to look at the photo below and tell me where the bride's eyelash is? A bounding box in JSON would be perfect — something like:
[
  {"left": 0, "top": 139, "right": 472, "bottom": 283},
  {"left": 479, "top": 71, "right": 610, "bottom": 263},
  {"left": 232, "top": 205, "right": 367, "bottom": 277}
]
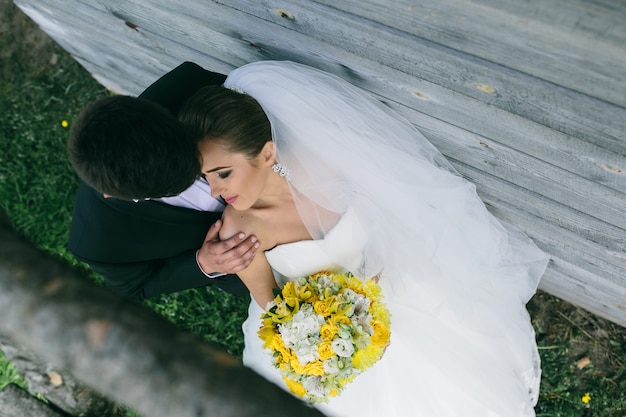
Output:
[{"left": 218, "top": 171, "right": 231, "bottom": 179}]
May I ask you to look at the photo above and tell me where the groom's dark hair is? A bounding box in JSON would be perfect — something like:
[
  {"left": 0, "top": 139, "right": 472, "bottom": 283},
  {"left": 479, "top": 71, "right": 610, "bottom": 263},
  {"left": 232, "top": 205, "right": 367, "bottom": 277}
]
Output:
[{"left": 67, "top": 95, "right": 200, "bottom": 200}]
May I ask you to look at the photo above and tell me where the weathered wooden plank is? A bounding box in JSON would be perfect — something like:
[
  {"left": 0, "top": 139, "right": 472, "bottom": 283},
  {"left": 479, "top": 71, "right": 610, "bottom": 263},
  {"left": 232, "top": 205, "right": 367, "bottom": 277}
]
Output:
[
  {"left": 28, "top": 0, "right": 625, "bottom": 159},
  {"left": 313, "top": 0, "right": 626, "bottom": 107},
  {"left": 223, "top": 0, "right": 625, "bottom": 154},
  {"left": 14, "top": 1, "right": 250, "bottom": 95},
  {"left": 462, "top": 166, "right": 626, "bottom": 325},
  {"left": 382, "top": 101, "right": 626, "bottom": 319},
  {"left": 35, "top": 0, "right": 624, "bottom": 198},
  {"left": 539, "top": 260, "right": 626, "bottom": 327},
  {"left": 463, "top": 164, "right": 626, "bottom": 280},
  {"left": 402, "top": 108, "right": 626, "bottom": 230},
  {"left": 389, "top": 91, "right": 625, "bottom": 193}
]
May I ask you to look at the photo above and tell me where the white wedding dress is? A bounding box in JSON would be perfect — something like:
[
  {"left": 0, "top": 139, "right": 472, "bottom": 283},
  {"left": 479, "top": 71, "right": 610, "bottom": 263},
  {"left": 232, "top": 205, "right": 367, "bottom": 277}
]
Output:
[
  {"left": 224, "top": 61, "right": 550, "bottom": 417},
  {"left": 243, "top": 213, "right": 543, "bottom": 417}
]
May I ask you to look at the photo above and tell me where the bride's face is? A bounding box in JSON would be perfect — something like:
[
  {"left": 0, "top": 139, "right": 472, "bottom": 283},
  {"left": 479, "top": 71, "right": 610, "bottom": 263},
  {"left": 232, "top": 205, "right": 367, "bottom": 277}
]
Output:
[{"left": 198, "top": 138, "right": 273, "bottom": 210}]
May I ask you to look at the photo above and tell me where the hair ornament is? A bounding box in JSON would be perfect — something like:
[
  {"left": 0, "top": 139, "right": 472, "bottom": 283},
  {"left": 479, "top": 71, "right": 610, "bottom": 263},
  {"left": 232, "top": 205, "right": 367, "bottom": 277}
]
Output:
[{"left": 225, "top": 84, "right": 247, "bottom": 95}]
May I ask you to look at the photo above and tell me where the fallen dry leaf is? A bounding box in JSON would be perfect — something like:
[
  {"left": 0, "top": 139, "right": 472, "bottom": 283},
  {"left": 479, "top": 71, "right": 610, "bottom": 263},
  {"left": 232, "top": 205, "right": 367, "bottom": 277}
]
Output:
[
  {"left": 576, "top": 356, "right": 591, "bottom": 369},
  {"left": 47, "top": 371, "right": 63, "bottom": 387}
]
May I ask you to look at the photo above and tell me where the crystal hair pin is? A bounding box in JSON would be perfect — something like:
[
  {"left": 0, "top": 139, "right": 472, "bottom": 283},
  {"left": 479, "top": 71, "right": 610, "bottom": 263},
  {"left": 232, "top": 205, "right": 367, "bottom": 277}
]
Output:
[{"left": 225, "top": 84, "right": 246, "bottom": 95}]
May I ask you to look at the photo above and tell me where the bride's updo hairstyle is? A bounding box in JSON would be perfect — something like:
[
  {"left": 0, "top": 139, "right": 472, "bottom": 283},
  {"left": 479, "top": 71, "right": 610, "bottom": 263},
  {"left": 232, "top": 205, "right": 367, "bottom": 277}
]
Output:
[{"left": 178, "top": 86, "right": 271, "bottom": 160}]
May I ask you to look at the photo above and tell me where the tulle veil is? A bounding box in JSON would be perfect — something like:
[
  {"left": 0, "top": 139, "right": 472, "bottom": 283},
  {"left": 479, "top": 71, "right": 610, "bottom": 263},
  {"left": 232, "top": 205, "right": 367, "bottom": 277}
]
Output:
[{"left": 224, "top": 61, "right": 548, "bottom": 331}]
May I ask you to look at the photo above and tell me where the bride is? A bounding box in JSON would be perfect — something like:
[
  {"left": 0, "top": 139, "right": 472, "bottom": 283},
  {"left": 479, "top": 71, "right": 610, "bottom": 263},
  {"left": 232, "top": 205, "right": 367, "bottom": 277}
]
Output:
[{"left": 178, "top": 61, "right": 549, "bottom": 417}]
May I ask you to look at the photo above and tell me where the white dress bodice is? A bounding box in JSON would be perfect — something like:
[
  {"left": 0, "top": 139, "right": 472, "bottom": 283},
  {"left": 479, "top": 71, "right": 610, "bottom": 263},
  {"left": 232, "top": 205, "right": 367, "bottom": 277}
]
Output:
[{"left": 265, "top": 208, "right": 367, "bottom": 286}]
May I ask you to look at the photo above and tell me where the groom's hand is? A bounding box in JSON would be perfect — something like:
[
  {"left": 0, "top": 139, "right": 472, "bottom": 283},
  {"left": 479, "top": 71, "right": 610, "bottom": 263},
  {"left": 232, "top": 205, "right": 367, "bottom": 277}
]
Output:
[{"left": 197, "top": 219, "right": 260, "bottom": 275}]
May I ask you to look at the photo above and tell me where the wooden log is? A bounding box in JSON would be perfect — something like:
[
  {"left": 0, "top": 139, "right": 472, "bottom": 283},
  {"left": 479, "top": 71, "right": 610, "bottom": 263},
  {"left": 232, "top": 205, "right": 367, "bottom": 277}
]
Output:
[
  {"left": 0, "top": 211, "right": 326, "bottom": 417},
  {"left": 0, "top": 384, "right": 68, "bottom": 417},
  {"left": 0, "top": 337, "right": 124, "bottom": 417}
]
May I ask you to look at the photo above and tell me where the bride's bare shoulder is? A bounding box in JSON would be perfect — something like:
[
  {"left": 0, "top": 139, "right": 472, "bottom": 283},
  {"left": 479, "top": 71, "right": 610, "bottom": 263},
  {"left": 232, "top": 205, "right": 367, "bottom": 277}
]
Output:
[
  {"left": 219, "top": 205, "right": 263, "bottom": 241},
  {"left": 219, "top": 200, "right": 312, "bottom": 250}
]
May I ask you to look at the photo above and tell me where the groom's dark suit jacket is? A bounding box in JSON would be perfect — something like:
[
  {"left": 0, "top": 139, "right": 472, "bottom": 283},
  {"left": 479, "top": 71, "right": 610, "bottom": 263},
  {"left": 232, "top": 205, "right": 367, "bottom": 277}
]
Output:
[{"left": 68, "top": 62, "right": 248, "bottom": 301}]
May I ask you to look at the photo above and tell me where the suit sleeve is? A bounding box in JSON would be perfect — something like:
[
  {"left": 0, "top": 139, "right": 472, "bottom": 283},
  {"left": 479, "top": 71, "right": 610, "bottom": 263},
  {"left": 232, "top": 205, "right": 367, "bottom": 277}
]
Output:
[
  {"left": 139, "top": 62, "right": 227, "bottom": 114},
  {"left": 84, "top": 249, "right": 248, "bottom": 301}
]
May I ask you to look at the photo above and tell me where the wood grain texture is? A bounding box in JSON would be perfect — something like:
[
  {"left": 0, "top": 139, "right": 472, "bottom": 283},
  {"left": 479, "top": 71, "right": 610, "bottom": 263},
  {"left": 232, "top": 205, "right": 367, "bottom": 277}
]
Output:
[{"left": 13, "top": 0, "right": 626, "bottom": 325}]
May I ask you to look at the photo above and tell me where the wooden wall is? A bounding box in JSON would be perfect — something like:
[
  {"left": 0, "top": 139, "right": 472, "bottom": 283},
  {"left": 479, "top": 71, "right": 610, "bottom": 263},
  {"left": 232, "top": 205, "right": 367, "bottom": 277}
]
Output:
[{"left": 14, "top": 0, "right": 626, "bottom": 325}]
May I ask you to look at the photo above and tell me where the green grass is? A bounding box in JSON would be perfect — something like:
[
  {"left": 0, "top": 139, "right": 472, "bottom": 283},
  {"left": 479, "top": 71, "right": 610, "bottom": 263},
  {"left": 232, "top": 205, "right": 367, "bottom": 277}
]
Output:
[
  {"left": 145, "top": 288, "right": 249, "bottom": 357},
  {"left": 528, "top": 296, "right": 626, "bottom": 416},
  {"left": 1, "top": 2, "right": 625, "bottom": 416},
  {"left": 0, "top": 351, "right": 27, "bottom": 392}
]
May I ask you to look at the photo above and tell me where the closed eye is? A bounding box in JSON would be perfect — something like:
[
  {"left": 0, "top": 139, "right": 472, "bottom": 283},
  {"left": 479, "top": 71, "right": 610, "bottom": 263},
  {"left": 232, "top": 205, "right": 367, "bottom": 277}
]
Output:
[{"left": 217, "top": 170, "right": 231, "bottom": 179}]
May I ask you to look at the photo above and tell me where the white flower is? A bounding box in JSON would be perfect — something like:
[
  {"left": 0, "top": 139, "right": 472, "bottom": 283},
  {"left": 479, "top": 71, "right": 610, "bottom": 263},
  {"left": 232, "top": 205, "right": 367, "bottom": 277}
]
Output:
[
  {"left": 353, "top": 313, "right": 373, "bottom": 331},
  {"left": 278, "top": 304, "right": 325, "bottom": 364},
  {"left": 353, "top": 296, "right": 371, "bottom": 316},
  {"left": 302, "top": 376, "right": 325, "bottom": 397},
  {"left": 323, "top": 357, "right": 340, "bottom": 374},
  {"left": 337, "top": 323, "right": 353, "bottom": 340},
  {"left": 343, "top": 288, "right": 358, "bottom": 302},
  {"left": 332, "top": 338, "right": 355, "bottom": 357},
  {"left": 294, "top": 338, "right": 320, "bottom": 364},
  {"left": 323, "top": 356, "right": 351, "bottom": 375}
]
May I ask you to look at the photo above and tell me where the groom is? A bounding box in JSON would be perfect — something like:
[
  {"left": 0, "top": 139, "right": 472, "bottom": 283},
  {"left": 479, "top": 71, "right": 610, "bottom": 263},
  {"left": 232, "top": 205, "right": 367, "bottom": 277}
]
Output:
[{"left": 68, "top": 62, "right": 256, "bottom": 301}]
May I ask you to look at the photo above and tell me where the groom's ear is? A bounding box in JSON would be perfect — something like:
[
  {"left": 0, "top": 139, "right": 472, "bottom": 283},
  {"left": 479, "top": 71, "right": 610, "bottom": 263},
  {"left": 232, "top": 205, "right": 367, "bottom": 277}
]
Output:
[{"left": 260, "top": 141, "right": 276, "bottom": 166}]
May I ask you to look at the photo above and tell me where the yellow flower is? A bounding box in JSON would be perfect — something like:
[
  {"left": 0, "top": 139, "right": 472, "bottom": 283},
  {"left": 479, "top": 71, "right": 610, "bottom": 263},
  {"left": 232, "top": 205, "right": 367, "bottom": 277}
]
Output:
[
  {"left": 328, "top": 388, "right": 340, "bottom": 397},
  {"left": 371, "top": 320, "right": 391, "bottom": 346},
  {"left": 327, "top": 297, "right": 352, "bottom": 316},
  {"left": 267, "top": 300, "right": 295, "bottom": 323},
  {"left": 257, "top": 324, "right": 276, "bottom": 349},
  {"left": 284, "top": 377, "right": 307, "bottom": 397},
  {"left": 271, "top": 335, "right": 292, "bottom": 362},
  {"left": 338, "top": 375, "right": 356, "bottom": 385},
  {"left": 314, "top": 298, "right": 333, "bottom": 317},
  {"left": 61, "top": 120, "right": 69, "bottom": 128},
  {"left": 582, "top": 392, "right": 591, "bottom": 404},
  {"left": 290, "top": 357, "right": 306, "bottom": 375},
  {"left": 344, "top": 275, "right": 361, "bottom": 289},
  {"left": 280, "top": 281, "right": 303, "bottom": 309},
  {"left": 330, "top": 314, "right": 351, "bottom": 326},
  {"left": 303, "top": 360, "right": 325, "bottom": 376},
  {"left": 352, "top": 344, "right": 381, "bottom": 370},
  {"left": 320, "top": 322, "right": 339, "bottom": 341},
  {"left": 295, "top": 281, "right": 318, "bottom": 302},
  {"left": 371, "top": 302, "right": 391, "bottom": 324},
  {"left": 318, "top": 340, "right": 335, "bottom": 360},
  {"left": 364, "top": 278, "right": 383, "bottom": 297}
]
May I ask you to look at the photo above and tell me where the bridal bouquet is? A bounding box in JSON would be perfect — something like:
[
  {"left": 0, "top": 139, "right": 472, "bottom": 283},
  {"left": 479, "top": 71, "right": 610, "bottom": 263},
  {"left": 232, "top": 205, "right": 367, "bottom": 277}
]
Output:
[{"left": 258, "top": 271, "right": 391, "bottom": 403}]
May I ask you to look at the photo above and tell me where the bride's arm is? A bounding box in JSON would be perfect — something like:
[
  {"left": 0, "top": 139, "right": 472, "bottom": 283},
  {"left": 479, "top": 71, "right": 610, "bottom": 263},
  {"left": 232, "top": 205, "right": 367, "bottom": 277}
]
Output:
[
  {"left": 235, "top": 252, "right": 278, "bottom": 308},
  {"left": 219, "top": 206, "right": 279, "bottom": 308}
]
